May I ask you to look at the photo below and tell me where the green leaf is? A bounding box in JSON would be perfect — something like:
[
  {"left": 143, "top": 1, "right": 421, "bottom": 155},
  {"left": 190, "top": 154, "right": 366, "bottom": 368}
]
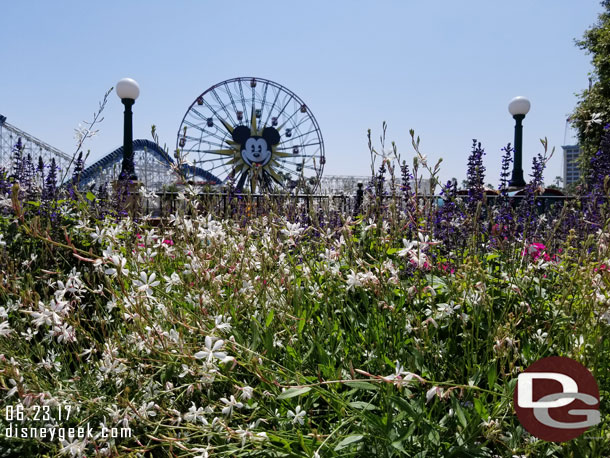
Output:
[
  {"left": 387, "top": 247, "right": 398, "bottom": 255},
  {"left": 348, "top": 401, "right": 377, "bottom": 411},
  {"left": 277, "top": 387, "right": 311, "bottom": 400},
  {"left": 391, "top": 395, "right": 418, "bottom": 419},
  {"left": 297, "top": 311, "right": 306, "bottom": 334},
  {"left": 473, "top": 397, "right": 489, "bottom": 421},
  {"left": 265, "top": 309, "right": 274, "bottom": 328},
  {"left": 452, "top": 397, "right": 468, "bottom": 428},
  {"left": 286, "top": 346, "right": 298, "bottom": 361},
  {"left": 26, "top": 201, "right": 41, "bottom": 207},
  {"left": 487, "top": 365, "right": 497, "bottom": 390},
  {"left": 334, "top": 435, "right": 363, "bottom": 451}
]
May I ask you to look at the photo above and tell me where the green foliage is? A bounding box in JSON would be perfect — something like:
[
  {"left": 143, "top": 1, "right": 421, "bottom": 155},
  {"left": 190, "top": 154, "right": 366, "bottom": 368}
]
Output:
[{"left": 571, "top": 1, "right": 610, "bottom": 176}]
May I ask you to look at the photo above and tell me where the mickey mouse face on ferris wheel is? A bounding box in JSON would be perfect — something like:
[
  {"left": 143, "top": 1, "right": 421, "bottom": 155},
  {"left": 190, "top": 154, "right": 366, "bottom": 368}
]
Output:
[{"left": 232, "top": 125, "right": 280, "bottom": 167}]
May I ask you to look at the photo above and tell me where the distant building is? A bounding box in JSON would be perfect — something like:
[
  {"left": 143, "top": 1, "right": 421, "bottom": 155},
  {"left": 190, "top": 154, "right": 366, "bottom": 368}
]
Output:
[
  {"left": 319, "top": 175, "right": 431, "bottom": 195},
  {"left": 562, "top": 145, "right": 580, "bottom": 186}
]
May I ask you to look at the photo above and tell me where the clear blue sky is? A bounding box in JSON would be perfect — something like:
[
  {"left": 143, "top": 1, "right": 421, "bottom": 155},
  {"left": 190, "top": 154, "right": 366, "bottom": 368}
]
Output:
[{"left": 0, "top": 0, "right": 603, "bottom": 186}]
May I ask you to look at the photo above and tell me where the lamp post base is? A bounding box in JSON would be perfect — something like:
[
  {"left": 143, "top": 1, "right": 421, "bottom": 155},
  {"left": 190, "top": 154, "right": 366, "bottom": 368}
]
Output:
[{"left": 113, "top": 180, "right": 142, "bottom": 218}]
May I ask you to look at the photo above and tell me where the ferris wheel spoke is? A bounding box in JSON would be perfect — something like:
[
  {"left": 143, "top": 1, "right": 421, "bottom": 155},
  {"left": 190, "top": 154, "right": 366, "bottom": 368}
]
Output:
[
  {"left": 275, "top": 142, "right": 322, "bottom": 151},
  {"left": 273, "top": 157, "right": 319, "bottom": 170},
  {"left": 189, "top": 149, "right": 235, "bottom": 156},
  {"left": 197, "top": 99, "right": 233, "bottom": 135},
  {"left": 182, "top": 121, "right": 229, "bottom": 144},
  {"left": 189, "top": 108, "right": 210, "bottom": 123},
  {"left": 277, "top": 158, "right": 319, "bottom": 168},
  {"left": 278, "top": 100, "right": 314, "bottom": 131},
  {"left": 237, "top": 81, "right": 248, "bottom": 121},
  {"left": 251, "top": 85, "right": 256, "bottom": 124},
  {"left": 281, "top": 114, "right": 314, "bottom": 135},
  {"left": 204, "top": 161, "right": 235, "bottom": 174},
  {"left": 182, "top": 135, "right": 226, "bottom": 147},
  {"left": 189, "top": 157, "right": 231, "bottom": 166},
  {"left": 292, "top": 117, "right": 315, "bottom": 133},
  {"left": 260, "top": 170, "right": 277, "bottom": 190},
  {"left": 275, "top": 154, "right": 320, "bottom": 162},
  {"left": 263, "top": 86, "right": 282, "bottom": 127},
  {"left": 274, "top": 94, "right": 294, "bottom": 121},
  {"left": 276, "top": 128, "right": 318, "bottom": 145},
  {"left": 210, "top": 89, "right": 237, "bottom": 126},
  {"left": 236, "top": 168, "right": 248, "bottom": 190},
  {"left": 271, "top": 161, "right": 303, "bottom": 176},
  {"left": 259, "top": 82, "right": 269, "bottom": 124},
  {"left": 265, "top": 167, "right": 285, "bottom": 186},
  {"left": 224, "top": 82, "right": 242, "bottom": 123}
]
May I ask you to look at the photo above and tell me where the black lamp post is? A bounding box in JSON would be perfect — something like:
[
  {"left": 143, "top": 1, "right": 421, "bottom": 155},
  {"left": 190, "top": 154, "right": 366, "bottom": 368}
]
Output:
[
  {"left": 116, "top": 78, "right": 140, "bottom": 181},
  {"left": 508, "top": 96, "right": 531, "bottom": 188}
]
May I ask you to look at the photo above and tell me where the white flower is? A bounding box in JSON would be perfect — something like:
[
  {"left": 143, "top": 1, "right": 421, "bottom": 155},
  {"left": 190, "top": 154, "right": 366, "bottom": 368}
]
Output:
[
  {"left": 426, "top": 386, "right": 443, "bottom": 403},
  {"left": 138, "top": 401, "right": 157, "bottom": 419},
  {"left": 132, "top": 271, "right": 160, "bottom": 296},
  {"left": 534, "top": 328, "right": 548, "bottom": 344},
  {"left": 139, "top": 187, "right": 157, "bottom": 199},
  {"left": 287, "top": 405, "right": 306, "bottom": 425},
  {"left": 0, "top": 321, "right": 12, "bottom": 337},
  {"left": 362, "top": 218, "right": 376, "bottom": 233},
  {"left": 194, "top": 336, "right": 233, "bottom": 363},
  {"left": 384, "top": 361, "right": 424, "bottom": 386},
  {"left": 90, "top": 226, "right": 105, "bottom": 244},
  {"left": 437, "top": 302, "right": 460, "bottom": 317},
  {"left": 240, "top": 385, "right": 254, "bottom": 400},
  {"left": 220, "top": 395, "right": 243, "bottom": 416},
  {"left": 281, "top": 222, "right": 304, "bottom": 238},
  {"left": 409, "top": 250, "right": 429, "bottom": 268},
  {"left": 192, "top": 447, "right": 210, "bottom": 458},
  {"left": 52, "top": 323, "right": 76, "bottom": 343},
  {"left": 598, "top": 310, "right": 610, "bottom": 325},
  {"left": 397, "top": 239, "right": 418, "bottom": 257},
  {"left": 163, "top": 272, "right": 181, "bottom": 293},
  {"left": 21, "top": 327, "right": 37, "bottom": 341},
  {"left": 105, "top": 255, "right": 129, "bottom": 277},
  {"left": 183, "top": 402, "right": 208, "bottom": 424},
  {"left": 346, "top": 270, "right": 361, "bottom": 290},
  {"left": 587, "top": 112, "right": 603, "bottom": 127},
  {"left": 59, "top": 437, "right": 87, "bottom": 456},
  {"left": 29, "top": 301, "right": 58, "bottom": 328},
  {"left": 214, "top": 314, "right": 232, "bottom": 332}
]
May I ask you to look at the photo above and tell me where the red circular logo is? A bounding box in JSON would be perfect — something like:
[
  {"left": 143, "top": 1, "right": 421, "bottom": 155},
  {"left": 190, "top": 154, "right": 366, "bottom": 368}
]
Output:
[{"left": 514, "top": 356, "right": 600, "bottom": 442}]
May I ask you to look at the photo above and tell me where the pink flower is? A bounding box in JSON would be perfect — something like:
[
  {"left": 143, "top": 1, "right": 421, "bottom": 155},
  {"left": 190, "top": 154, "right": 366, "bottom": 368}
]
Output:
[
  {"left": 163, "top": 239, "right": 174, "bottom": 246},
  {"left": 522, "top": 242, "right": 558, "bottom": 263},
  {"left": 439, "top": 263, "right": 455, "bottom": 274}
]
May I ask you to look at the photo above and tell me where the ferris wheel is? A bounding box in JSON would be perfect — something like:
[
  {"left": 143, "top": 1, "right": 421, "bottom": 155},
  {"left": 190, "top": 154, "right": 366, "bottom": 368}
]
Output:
[{"left": 176, "top": 77, "right": 325, "bottom": 193}]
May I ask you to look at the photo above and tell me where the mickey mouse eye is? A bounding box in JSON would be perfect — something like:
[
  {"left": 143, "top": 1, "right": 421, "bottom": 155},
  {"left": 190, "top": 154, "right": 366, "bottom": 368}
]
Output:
[
  {"left": 258, "top": 144, "right": 262, "bottom": 152},
  {"left": 250, "top": 144, "right": 256, "bottom": 152}
]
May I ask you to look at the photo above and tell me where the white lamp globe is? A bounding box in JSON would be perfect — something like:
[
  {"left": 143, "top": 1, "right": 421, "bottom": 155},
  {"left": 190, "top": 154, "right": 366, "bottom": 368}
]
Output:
[
  {"left": 508, "top": 96, "right": 530, "bottom": 116},
  {"left": 116, "top": 78, "right": 140, "bottom": 100}
]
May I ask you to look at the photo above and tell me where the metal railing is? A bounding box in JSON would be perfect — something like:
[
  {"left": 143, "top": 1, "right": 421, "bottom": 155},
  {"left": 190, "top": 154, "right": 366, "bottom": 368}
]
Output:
[{"left": 139, "top": 191, "right": 601, "bottom": 220}]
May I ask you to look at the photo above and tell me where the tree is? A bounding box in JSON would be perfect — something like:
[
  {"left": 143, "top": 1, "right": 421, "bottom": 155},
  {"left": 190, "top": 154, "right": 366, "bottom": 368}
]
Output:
[{"left": 570, "top": 1, "right": 610, "bottom": 178}]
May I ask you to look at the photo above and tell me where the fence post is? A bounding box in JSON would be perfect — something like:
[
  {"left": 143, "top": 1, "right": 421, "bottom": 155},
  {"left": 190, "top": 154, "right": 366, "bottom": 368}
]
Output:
[{"left": 354, "top": 182, "right": 364, "bottom": 216}]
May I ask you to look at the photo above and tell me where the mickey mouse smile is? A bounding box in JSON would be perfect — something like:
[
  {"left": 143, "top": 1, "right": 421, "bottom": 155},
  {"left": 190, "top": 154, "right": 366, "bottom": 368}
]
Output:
[{"left": 232, "top": 125, "right": 280, "bottom": 167}]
